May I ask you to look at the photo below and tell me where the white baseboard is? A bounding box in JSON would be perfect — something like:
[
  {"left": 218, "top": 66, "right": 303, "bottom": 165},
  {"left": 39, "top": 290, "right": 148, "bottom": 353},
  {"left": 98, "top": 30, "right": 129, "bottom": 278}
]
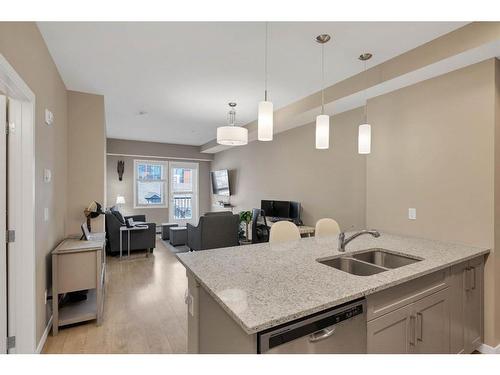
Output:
[
  {"left": 36, "top": 315, "right": 53, "bottom": 354},
  {"left": 478, "top": 343, "right": 500, "bottom": 354}
]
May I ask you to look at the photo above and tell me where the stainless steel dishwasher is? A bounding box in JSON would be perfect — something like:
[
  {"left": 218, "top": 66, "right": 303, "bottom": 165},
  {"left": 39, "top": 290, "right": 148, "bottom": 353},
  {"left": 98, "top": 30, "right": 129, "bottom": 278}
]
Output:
[{"left": 258, "top": 298, "right": 366, "bottom": 354}]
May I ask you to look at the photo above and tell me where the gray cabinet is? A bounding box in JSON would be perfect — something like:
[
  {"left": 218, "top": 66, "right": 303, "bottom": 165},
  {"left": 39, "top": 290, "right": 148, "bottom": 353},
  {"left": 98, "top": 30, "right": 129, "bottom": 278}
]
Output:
[
  {"left": 412, "top": 288, "right": 450, "bottom": 353},
  {"left": 367, "top": 288, "right": 450, "bottom": 354},
  {"left": 368, "top": 256, "right": 484, "bottom": 354},
  {"left": 465, "top": 257, "right": 483, "bottom": 352},
  {"left": 367, "top": 304, "right": 412, "bottom": 354},
  {"left": 449, "top": 257, "right": 484, "bottom": 353}
]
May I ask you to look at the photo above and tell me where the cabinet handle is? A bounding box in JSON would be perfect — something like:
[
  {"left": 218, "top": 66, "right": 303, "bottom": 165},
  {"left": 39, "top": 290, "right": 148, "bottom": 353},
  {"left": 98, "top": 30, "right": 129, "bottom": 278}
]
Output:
[
  {"left": 416, "top": 312, "right": 423, "bottom": 342},
  {"left": 471, "top": 266, "right": 476, "bottom": 290},
  {"left": 409, "top": 315, "right": 416, "bottom": 346},
  {"left": 464, "top": 267, "right": 471, "bottom": 291}
]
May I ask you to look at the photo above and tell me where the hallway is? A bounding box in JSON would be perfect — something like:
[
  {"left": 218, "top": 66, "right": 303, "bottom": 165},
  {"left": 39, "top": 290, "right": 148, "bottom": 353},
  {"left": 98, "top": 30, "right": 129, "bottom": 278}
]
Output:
[{"left": 43, "top": 239, "right": 188, "bottom": 353}]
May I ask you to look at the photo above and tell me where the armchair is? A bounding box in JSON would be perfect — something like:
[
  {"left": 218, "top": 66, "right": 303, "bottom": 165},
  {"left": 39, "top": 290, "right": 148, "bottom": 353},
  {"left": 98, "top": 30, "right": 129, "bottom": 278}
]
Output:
[
  {"left": 105, "top": 210, "right": 156, "bottom": 255},
  {"left": 187, "top": 213, "right": 239, "bottom": 251}
]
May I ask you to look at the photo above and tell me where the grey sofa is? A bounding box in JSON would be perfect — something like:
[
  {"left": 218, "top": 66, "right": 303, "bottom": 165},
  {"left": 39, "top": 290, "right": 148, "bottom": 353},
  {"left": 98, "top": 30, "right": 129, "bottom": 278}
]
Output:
[
  {"left": 186, "top": 212, "right": 239, "bottom": 251},
  {"left": 105, "top": 209, "right": 156, "bottom": 255}
]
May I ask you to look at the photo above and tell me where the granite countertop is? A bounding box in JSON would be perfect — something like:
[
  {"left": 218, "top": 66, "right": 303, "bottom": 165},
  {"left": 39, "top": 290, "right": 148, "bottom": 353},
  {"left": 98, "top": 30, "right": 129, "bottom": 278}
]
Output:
[{"left": 176, "top": 232, "right": 489, "bottom": 334}]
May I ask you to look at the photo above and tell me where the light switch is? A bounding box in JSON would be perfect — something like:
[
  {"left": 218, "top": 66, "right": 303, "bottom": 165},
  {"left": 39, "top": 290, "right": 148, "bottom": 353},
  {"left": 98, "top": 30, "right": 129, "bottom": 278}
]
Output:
[
  {"left": 45, "top": 109, "right": 54, "bottom": 126},
  {"left": 44, "top": 207, "right": 49, "bottom": 222},
  {"left": 43, "top": 169, "right": 52, "bottom": 183},
  {"left": 408, "top": 208, "right": 417, "bottom": 220}
]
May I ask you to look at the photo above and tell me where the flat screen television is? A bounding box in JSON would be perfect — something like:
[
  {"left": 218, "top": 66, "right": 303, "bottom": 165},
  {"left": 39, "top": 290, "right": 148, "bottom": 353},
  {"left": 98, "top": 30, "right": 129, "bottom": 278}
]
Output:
[{"left": 211, "top": 169, "right": 230, "bottom": 196}]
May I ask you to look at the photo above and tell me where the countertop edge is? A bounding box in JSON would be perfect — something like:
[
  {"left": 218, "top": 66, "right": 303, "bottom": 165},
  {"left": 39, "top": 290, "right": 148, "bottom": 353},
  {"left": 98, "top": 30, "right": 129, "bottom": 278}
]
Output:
[{"left": 177, "top": 248, "right": 490, "bottom": 335}]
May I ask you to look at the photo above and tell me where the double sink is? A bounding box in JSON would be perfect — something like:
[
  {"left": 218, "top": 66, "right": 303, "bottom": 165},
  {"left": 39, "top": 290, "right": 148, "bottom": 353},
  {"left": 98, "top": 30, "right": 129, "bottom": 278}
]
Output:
[{"left": 317, "top": 249, "right": 422, "bottom": 276}]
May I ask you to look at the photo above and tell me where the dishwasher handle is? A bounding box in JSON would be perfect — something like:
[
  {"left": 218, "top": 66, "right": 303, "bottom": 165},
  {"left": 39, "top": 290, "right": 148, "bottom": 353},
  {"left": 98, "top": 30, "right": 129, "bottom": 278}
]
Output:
[{"left": 308, "top": 326, "right": 336, "bottom": 342}]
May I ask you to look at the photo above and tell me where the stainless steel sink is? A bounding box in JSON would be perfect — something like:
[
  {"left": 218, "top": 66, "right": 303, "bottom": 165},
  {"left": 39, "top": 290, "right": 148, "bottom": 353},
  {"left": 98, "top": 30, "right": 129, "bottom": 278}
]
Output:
[
  {"left": 318, "top": 257, "right": 387, "bottom": 276},
  {"left": 351, "top": 249, "right": 421, "bottom": 269}
]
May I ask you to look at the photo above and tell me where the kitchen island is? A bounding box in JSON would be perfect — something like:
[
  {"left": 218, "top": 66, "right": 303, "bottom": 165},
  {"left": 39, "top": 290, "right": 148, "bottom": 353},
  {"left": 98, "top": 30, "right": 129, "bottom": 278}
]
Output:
[{"left": 176, "top": 232, "right": 489, "bottom": 354}]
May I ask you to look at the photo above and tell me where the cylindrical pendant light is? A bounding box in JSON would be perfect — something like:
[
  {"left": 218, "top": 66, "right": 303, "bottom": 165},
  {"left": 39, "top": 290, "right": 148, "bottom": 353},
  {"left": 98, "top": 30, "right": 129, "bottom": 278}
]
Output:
[
  {"left": 217, "top": 102, "right": 248, "bottom": 146},
  {"left": 316, "top": 114, "right": 330, "bottom": 149},
  {"left": 358, "top": 53, "right": 373, "bottom": 154},
  {"left": 258, "top": 22, "right": 273, "bottom": 141},
  {"left": 358, "top": 123, "right": 371, "bottom": 154},
  {"left": 315, "top": 34, "right": 331, "bottom": 150}
]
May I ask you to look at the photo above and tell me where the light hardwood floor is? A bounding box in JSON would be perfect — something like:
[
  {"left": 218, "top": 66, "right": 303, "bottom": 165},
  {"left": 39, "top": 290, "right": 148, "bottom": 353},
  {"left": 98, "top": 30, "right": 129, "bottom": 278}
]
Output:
[{"left": 43, "top": 238, "right": 188, "bottom": 354}]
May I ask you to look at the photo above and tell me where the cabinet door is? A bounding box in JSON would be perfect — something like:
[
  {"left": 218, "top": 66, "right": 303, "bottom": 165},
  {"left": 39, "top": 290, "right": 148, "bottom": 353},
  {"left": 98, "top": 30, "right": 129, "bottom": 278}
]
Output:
[
  {"left": 413, "top": 288, "right": 451, "bottom": 354},
  {"left": 367, "top": 304, "right": 413, "bottom": 354},
  {"left": 465, "top": 258, "right": 483, "bottom": 352},
  {"left": 449, "top": 263, "right": 467, "bottom": 353}
]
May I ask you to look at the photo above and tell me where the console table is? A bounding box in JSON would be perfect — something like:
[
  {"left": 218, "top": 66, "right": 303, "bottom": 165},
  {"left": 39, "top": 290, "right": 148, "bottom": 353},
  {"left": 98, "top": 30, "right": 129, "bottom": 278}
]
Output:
[{"left": 51, "top": 235, "right": 105, "bottom": 335}]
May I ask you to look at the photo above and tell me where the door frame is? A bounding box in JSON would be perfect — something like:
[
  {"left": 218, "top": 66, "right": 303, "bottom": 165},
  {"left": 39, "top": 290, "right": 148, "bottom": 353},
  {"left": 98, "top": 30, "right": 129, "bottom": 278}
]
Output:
[
  {"left": 169, "top": 161, "right": 199, "bottom": 226},
  {"left": 0, "top": 54, "right": 36, "bottom": 353}
]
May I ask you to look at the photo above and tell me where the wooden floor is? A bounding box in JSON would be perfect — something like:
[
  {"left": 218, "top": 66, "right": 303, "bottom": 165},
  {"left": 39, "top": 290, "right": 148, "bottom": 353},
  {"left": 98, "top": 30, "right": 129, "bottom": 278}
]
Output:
[{"left": 43, "top": 238, "right": 188, "bottom": 354}]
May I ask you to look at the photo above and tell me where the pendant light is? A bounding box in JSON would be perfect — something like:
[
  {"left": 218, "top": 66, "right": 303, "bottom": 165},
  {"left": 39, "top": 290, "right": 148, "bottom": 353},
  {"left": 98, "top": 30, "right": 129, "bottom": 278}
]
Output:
[
  {"left": 258, "top": 22, "right": 273, "bottom": 141},
  {"left": 358, "top": 53, "right": 373, "bottom": 154},
  {"left": 217, "top": 102, "right": 248, "bottom": 146},
  {"left": 315, "top": 34, "right": 331, "bottom": 150}
]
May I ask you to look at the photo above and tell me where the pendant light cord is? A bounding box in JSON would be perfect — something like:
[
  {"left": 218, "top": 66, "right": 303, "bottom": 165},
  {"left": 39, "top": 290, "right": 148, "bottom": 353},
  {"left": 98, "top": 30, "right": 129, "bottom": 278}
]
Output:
[
  {"left": 264, "top": 22, "right": 268, "bottom": 101},
  {"left": 363, "top": 59, "right": 367, "bottom": 123},
  {"left": 321, "top": 42, "right": 325, "bottom": 115}
]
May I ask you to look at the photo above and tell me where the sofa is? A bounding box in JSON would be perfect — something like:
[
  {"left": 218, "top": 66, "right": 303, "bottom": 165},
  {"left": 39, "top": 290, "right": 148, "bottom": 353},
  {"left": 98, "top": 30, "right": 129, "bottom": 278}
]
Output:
[
  {"left": 105, "top": 209, "right": 156, "bottom": 255},
  {"left": 186, "top": 211, "right": 239, "bottom": 251}
]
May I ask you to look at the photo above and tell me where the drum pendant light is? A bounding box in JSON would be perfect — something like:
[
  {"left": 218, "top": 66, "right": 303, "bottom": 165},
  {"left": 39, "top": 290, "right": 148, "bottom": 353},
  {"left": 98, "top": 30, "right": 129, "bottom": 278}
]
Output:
[
  {"left": 217, "top": 102, "right": 248, "bottom": 146},
  {"left": 315, "top": 34, "right": 331, "bottom": 150},
  {"left": 258, "top": 22, "right": 273, "bottom": 141},
  {"left": 358, "top": 53, "right": 373, "bottom": 154}
]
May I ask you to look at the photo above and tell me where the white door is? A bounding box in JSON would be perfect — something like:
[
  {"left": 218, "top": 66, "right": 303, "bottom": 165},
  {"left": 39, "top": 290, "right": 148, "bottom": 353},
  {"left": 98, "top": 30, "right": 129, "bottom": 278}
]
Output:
[
  {"left": 169, "top": 162, "right": 199, "bottom": 226},
  {"left": 0, "top": 95, "right": 7, "bottom": 354}
]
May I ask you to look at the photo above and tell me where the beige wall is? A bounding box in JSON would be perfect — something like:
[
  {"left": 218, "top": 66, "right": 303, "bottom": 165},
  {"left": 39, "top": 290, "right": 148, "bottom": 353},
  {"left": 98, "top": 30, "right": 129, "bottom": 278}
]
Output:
[
  {"left": 0, "top": 22, "right": 68, "bottom": 343},
  {"left": 67, "top": 91, "right": 106, "bottom": 235},
  {"left": 211, "top": 108, "right": 367, "bottom": 230},
  {"left": 366, "top": 60, "right": 495, "bottom": 246},
  {"left": 107, "top": 138, "right": 213, "bottom": 161},
  {"left": 366, "top": 59, "right": 499, "bottom": 346},
  {"left": 106, "top": 151, "right": 211, "bottom": 225}
]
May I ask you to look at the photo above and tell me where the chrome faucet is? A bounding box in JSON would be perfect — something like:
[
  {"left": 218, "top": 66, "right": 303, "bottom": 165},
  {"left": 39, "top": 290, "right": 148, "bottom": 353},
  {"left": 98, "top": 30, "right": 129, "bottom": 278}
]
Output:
[{"left": 338, "top": 230, "right": 380, "bottom": 252}]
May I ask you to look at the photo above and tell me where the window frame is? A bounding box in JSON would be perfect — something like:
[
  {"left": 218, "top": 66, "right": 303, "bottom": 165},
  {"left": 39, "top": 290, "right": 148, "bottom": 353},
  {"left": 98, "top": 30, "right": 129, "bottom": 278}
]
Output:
[
  {"left": 169, "top": 161, "right": 199, "bottom": 224},
  {"left": 133, "top": 159, "right": 169, "bottom": 209}
]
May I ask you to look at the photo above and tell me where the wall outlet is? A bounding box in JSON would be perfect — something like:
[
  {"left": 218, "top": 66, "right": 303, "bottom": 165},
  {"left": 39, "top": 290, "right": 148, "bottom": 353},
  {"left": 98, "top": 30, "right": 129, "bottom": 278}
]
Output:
[
  {"left": 408, "top": 208, "right": 417, "bottom": 220},
  {"left": 45, "top": 109, "right": 54, "bottom": 126},
  {"left": 44, "top": 207, "right": 49, "bottom": 222}
]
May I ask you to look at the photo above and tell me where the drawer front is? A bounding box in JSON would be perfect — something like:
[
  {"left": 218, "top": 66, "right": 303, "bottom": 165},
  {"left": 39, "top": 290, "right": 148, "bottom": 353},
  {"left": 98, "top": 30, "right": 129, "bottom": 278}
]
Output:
[
  {"left": 367, "top": 269, "right": 449, "bottom": 321},
  {"left": 57, "top": 251, "right": 97, "bottom": 293}
]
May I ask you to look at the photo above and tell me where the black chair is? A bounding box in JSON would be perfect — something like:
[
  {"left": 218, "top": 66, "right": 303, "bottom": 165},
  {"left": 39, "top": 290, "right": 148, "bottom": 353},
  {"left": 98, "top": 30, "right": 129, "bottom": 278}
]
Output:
[
  {"left": 104, "top": 209, "right": 156, "bottom": 255},
  {"left": 252, "top": 208, "right": 269, "bottom": 244}
]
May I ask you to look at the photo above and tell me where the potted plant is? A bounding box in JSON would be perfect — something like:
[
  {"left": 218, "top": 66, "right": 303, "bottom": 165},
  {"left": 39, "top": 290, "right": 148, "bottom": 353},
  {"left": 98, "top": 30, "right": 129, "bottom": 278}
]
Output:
[{"left": 239, "top": 210, "right": 252, "bottom": 242}]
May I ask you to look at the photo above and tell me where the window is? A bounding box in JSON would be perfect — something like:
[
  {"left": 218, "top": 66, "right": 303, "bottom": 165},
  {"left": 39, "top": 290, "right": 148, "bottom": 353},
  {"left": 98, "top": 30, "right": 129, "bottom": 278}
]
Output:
[
  {"left": 169, "top": 162, "right": 198, "bottom": 223},
  {"left": 134, "top": 160, "right": 168, "bottom": 208}
]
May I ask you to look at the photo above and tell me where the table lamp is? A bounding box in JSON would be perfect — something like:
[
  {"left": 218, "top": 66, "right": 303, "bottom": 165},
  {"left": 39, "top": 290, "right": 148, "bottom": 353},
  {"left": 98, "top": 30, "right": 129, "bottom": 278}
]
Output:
[{"left": 116, "top": 196, "right": 126, "bottom": 212}]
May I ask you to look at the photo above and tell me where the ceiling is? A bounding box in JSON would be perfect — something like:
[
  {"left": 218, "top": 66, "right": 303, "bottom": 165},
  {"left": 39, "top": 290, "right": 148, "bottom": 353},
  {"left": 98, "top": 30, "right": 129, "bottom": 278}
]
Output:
[{"left": 38, "top": 22, "right": 468, "bottom": 146}]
